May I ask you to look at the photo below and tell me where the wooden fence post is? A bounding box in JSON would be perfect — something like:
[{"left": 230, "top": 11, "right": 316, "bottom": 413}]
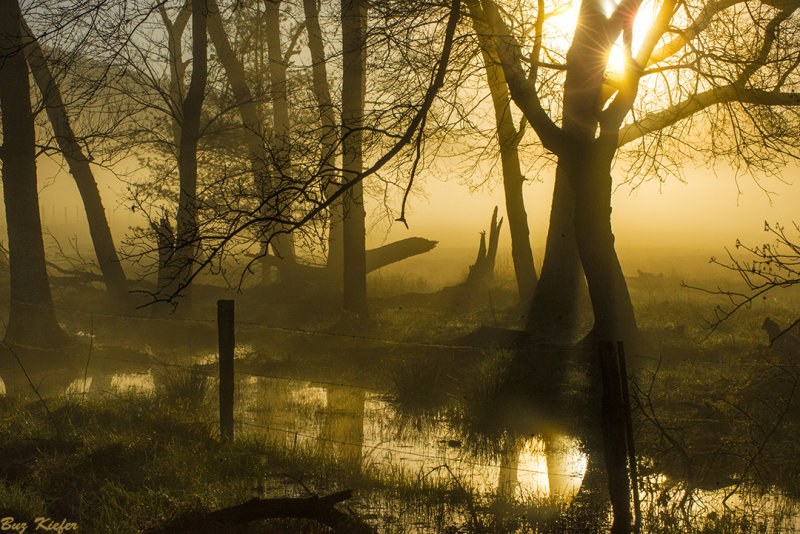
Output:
[
  {"left": 598, "top": 340, "right": 633, "bottom": 534},
  {"left": 218, "top": 299, "right": 235, "bottom": 442},
  {"left": 618, "top": 341, "right": 641, "bottom": 533}
]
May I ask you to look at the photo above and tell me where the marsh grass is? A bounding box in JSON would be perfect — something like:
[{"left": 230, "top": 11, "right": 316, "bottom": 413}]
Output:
[
  {"left": 0, "top": 382, "right": 576, "bottom": 533},
  {"left": 1, "top": 273, "right": 799, "bottom": 532}
]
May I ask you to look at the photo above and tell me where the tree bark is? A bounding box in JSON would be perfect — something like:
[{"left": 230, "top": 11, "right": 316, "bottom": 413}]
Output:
[
  {"left": 264, "top": 0, "right": 296, "bottom": 263},
  {"left": 465, "top": 206, "right": 503, "bottom": 288},
  {"left": 571, "top": 146, "right": 636, "bottom": 341},
  {"left": 526, "top": 164, "right": 587, "bottom": 341},
  {"left": 0, "top": 0, "right": 66, "bottom": 346},
  {"left": 559, "top": 7, "right": 637, "bottom": 342},
  {"left": 174, "top": 0, "right": 208, "bottom": 311},
  {"left": 20, "top": 18, "right": 129, "bottom": 305},
  {"left": 467, "top": 0, "right": 537, "bottom": 303},
  {"left": 341, "top": 0, "right": 368, "bottom": 318},
  {"left": 478, "top": 0, "right": 637, "bottom": 343},
  {"left": 303, "top": 0, "right": 344, "bottom": 274}
]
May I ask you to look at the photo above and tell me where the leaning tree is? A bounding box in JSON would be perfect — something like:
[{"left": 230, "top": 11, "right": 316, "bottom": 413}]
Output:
[
  {"left": 0, "top": 0, "right": 66, "bottom": 346},
  {"left": 476, "top": 0, "right": 800, "bottom": 342}
]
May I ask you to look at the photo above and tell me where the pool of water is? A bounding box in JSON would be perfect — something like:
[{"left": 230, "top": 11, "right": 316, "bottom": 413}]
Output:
[{"left": 1, "top": 357, "right": 798, "bottom": 532}]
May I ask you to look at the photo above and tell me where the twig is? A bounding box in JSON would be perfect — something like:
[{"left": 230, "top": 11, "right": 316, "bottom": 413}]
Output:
[
  {"left": 2, "top": 341, "right": 62, "bottom": 437},
  {"left": 82, "top": 312, "right": 94, "bottom": 399}
]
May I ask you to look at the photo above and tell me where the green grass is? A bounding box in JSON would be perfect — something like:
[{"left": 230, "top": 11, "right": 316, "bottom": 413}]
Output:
[{"left": 1, "top": 272, "right": 798, "bottom": 532}]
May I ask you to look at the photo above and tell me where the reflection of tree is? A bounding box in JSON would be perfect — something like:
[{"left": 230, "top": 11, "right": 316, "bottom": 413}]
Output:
[
  {"left": 544, "top": 433, "right": 581, "bottom": 500},
  {"left": 559, "top": 452, "right": 610, "bottom": 531},
  {"left": 497, "top": 434, "right": 524, "bottom": 498},
  {"left": 321, "top": 386, "right": 366, "bottom": 469}
]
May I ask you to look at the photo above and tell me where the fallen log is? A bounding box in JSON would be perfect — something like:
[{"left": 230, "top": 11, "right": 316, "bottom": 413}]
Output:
[
  {"left": 144, "top": 489, "right": 374, "bottom": 534},
  {"left": 259, "top": 236, "right": 438, "bottom": 281},
  {"left": 365, "top": 237, "right": 437, "bottom": 273}
]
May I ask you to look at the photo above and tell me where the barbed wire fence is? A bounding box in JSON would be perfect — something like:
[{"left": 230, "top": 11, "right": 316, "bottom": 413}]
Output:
[{"left": 0, "top": 297, "right": 798, "bottom": 531}]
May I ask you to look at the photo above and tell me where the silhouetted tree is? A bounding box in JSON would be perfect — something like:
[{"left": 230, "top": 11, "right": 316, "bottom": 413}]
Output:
[
  {"left": 691, "top": 221, "right": 800, "bottom": 340},
  {"left": 341, "top": 0, "right": 368, "bottom": 318},
  {"left": 480, "top": 0, "right": 800, "bottom": 342},
  {"left": 172, "top": 0, "right": 208, "bottom": 312},
  {"left": 20, "top": 16, "right": 130, "bottom": 306},
  {"left": 263, "top": 0, "right": 298, "bottom": 266},
  {"left": 302, "top": 0, "right": 343, "bottom": 275},
  {"left": 466, "top": 0, "right": 538, "bottom": 303},
  {"left": 0, "top": 0, "right": 66, "bottom": 346}
]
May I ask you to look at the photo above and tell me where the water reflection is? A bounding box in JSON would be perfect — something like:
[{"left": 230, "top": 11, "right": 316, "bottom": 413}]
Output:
[
  {"left": 322, "top": 386, "right": 366, "bottom": 466},
  {"left": 0, "top": 362, "right": 795, "bottom": 531},
  {"left": 544, "top": 433, "right": 587, "bottom": 499},
  {"left": 110, "top": 372, "right": 155, "bottom": 394},
  {"left": 236, "top": 375, "right": 589, "bottom": 501},
  {"left": 65, "top": 376, "right": 92, "bottom": 396}
]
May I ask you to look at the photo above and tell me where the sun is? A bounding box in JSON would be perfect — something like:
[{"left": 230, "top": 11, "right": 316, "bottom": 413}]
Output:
[
  {"left": 545, "top": 0, "right": 661, "bottom": 75},
  {"left": 607, "top": 0, "right": 660, "bottom": 73}
]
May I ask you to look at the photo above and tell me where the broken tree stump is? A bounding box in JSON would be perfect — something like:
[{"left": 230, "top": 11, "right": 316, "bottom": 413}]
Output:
[{"left": 465, "top": 206, "right": 503, "bottom": 288}]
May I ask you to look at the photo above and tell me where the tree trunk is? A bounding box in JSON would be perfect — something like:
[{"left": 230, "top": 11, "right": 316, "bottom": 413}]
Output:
[
  {"left": 174, "top": 0, "right": 208, "bottom": 311},
  {"left": 365, "top": 237, "right": 437, "bottom": 272},
  {"left": 476, "top": 0, "right": 635, "bottom": 343},
  {"left": 558, "top": 11, "right": 636, "bottom": 343},
  {"left": 303, "top": 0, "right": 344, "bottom": 275},
  {"left": 154, "top": 217, "right": 176, "bottom": 295},
  {"left": 0, "top": 0, "right": 66, "bottom": 346},
  {"left": 259, "top": 237, "right": 436, "bottom": 286},
  {"left": 467, "top": 0, "right": 537, "bottom": 303},
  {"left": 526, "top": 164, "right": 588, "bottom": 342},
  {"left": 341, "top": 0, "right": 368, "bottom": 318},
  {"left": 465, "top": 206, "right": 503, "bottom": 288},
  {"left": 264, "top": 0, "right": 296, "bottom": 263},
  {"left": 21, "top": 19, "right": 129, "bottom": 305},
  {"left": 571, "top": 146, "right": 637, "bottom": 341},
  {"left": 206, "top": 0, "right": 272, "bottom": 258}
]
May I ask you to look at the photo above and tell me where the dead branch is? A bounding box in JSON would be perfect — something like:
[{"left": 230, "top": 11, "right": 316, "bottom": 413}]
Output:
[{"left": 144, "top": 489, "right": 374, "bottom": 534}]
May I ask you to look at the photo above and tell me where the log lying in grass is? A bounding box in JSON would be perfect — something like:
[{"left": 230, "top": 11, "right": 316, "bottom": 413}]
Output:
[{"left": 145, "top": 489, "right": 375, "bottom": 534}]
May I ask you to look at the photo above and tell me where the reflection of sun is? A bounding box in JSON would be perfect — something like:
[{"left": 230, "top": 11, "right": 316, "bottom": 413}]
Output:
[{"left": 515, "top": 436, "right": 588, "bottom": 500}]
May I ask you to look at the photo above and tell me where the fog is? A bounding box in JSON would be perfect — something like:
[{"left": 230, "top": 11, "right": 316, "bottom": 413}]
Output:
[
  {"left": 1, "top": 0, "right": 799, "bottom": 532},
  {"left": 22, "top": 153, "right": 800, "bottom": 290}
]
